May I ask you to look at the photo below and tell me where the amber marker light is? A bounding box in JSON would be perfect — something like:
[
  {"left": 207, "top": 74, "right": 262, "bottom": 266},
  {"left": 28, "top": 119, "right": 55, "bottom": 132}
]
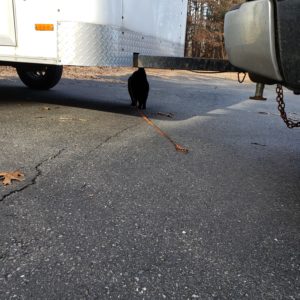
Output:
[{"left": 35, "top": 24, "right": 54, "bottom": 31}]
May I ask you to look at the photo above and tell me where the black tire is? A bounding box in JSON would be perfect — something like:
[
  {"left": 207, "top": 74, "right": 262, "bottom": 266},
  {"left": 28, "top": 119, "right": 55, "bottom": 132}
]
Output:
[{"left": 16, "top": 65, "right": 63, "bottom": 90}]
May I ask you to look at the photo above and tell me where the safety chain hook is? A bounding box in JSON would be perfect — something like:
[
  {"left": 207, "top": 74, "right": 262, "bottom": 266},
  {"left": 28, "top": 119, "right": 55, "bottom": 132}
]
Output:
[
  {"left": 276, "top": 84, "right": 300, "bottom": 129},
  {"left": 238, "top": 72, "right": 247, "bottom": 83}
]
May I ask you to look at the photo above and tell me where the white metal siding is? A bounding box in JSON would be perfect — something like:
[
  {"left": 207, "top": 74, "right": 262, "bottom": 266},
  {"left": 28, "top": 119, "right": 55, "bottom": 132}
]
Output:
[
  {"left": 0, "top": 0, "right": 188, "bottom": 66},
  {"left": 0, "top": 0, "right": 16, "bottom": 46}
]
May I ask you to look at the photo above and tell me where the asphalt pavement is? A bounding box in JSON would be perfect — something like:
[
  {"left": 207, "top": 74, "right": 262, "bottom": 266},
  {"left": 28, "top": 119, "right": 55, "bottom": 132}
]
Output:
[{"left": 0, "top": 70, "right": 299, "bottom": 299}]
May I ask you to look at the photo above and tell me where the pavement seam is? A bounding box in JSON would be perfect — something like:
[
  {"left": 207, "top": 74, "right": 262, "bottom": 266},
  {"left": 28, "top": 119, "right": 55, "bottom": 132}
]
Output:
[{"left": 0, "top": 148, "right": 65, "bottom": 202}]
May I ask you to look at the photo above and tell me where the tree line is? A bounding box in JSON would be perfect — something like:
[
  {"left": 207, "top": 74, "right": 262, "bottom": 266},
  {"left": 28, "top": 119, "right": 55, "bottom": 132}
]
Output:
[{"left": 185, "top": 0, "right": 243, "bottom": 59}]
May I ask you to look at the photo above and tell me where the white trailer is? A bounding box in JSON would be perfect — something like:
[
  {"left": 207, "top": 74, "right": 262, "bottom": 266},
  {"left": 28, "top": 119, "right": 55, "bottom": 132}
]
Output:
[{"left": 0, "top": 0, "right": 188, "bottom": 89}]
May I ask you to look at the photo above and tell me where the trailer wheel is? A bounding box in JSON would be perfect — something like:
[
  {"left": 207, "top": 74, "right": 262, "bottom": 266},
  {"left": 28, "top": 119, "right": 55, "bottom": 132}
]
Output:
[{"left": 16, "top": 65, "right": 63, "bottom": 90}]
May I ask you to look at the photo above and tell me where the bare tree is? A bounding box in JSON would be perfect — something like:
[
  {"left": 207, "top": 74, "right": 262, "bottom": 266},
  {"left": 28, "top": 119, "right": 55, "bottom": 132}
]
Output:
[{"left": 185, "top": 0, "right": 243, "bottom": 59}]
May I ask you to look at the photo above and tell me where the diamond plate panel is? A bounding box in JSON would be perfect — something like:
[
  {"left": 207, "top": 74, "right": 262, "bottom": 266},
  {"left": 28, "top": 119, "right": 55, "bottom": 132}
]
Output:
[{"left": 58, "top": 22, "right": 184, "bottom": 67}]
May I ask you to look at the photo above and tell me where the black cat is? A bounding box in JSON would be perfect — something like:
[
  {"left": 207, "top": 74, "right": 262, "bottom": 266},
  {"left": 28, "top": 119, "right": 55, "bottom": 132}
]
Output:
[{"left": 128, "top": 68, "right": 149, "bottom": 110}]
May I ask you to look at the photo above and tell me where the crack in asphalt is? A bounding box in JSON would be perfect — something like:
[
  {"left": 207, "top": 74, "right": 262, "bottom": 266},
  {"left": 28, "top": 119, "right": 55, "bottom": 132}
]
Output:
[
  {"left": 0, "top": 148, "right": 65, "bottom": 202},
  {"left": 88, "top": 124, "right": 137, "bottom": 154},
  {"left": 0, "top": 250, "right": 9, "bottom": 262},
  {"left": 0, "top": 124, "right": 136, "bottom": 202}
]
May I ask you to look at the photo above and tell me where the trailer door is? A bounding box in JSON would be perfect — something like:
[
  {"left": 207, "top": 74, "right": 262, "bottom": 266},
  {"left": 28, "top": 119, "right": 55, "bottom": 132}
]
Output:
[{"left": 0, "top": 0, "right": 16, "bottom": 46}]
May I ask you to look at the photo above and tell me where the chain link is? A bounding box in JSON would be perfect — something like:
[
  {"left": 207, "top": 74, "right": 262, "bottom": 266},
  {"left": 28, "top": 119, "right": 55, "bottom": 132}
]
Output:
[
  {"left": 238, "top": 72, "right": 246, "bottom": 83},
  {"left": 276, "top": 84, "right": 300, "bottom": 128}
]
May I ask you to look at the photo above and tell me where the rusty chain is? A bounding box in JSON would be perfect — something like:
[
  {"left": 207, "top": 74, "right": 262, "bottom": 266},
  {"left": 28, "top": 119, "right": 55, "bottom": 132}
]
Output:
[{"left": 276, "top": 84, "right": 300, "bottom": 129}]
